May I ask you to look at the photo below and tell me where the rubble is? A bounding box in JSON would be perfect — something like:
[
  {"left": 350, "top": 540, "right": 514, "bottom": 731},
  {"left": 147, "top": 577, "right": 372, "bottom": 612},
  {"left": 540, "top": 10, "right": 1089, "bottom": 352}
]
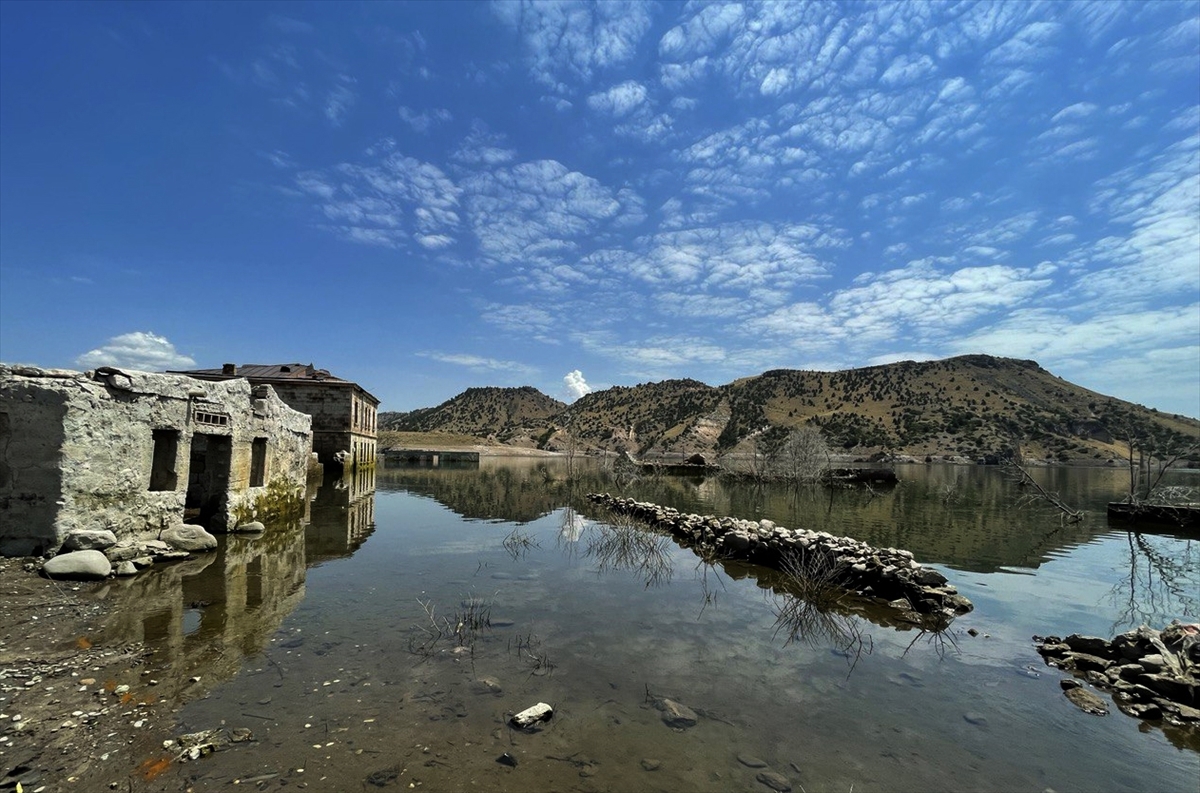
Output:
[
  {"left": 586, "top": 494, "right": 972, "bottom": 621},
  {"left": 1035, "top": 621, "right": 1200, "bottom": 728}
]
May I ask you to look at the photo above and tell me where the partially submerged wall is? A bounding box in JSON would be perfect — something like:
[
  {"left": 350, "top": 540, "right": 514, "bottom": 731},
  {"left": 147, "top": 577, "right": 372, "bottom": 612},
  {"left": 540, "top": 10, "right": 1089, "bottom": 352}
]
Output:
[{"left": 0, "top": 365, "right": 313, "bottom": 556}]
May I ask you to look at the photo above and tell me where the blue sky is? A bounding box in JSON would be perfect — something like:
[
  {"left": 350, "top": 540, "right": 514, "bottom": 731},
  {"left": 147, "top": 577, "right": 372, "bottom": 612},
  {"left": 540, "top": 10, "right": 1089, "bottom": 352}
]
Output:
[{"left": 1, "top": 1, "right": 1197, "bottom": 416}]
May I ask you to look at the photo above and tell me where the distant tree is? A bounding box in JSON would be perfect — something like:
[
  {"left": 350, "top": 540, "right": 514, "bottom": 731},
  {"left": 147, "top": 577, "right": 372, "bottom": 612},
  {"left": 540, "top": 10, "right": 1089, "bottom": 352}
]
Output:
[
  {"left": 1117, "top": 422, "right": 1199, "bottom": 504},
  {"left": 771, "top": 426, "right": 831, "bottom": 483}
]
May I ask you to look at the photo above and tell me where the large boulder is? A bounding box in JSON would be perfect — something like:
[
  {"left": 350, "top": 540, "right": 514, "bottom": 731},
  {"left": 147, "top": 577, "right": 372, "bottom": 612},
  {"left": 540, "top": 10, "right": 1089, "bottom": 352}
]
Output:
[
  {"left": 62, "top": 529, "right": 118, "bottom": 552},
  {"left": 161, "top": 524, "right": 218, "bottom": 552},
  {"left": 43, "top": 550, "right": 112, "bottom": 580}
]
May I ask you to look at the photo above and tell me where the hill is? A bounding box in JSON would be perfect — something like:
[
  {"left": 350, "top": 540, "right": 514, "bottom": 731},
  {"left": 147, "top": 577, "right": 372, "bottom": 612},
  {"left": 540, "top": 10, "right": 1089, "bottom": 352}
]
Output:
[
  {"left": 380, "top": 356, "right": 1199, "bottom": 464},
  {"left": 379, "top": 385, "right": 565, "bottom": 447}
]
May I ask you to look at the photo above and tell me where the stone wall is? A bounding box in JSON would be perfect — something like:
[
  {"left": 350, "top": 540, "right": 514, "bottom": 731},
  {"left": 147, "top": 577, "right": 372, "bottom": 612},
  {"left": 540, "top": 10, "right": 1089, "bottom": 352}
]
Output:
[
  {"left": 586, "top": 493, "right": 973, "bottom": 624},
  {"left": 0, "top": 365, "right": 313, "bottom": 556},
  {"left": 268, "top": 383, "right": 376, "bottom": 469}
]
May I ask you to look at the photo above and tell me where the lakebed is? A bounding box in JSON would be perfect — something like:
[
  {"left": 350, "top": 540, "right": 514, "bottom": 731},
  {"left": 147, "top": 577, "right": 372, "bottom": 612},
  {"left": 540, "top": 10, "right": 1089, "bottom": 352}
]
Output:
[{"left": 3, "top": 461, "right": 1198, "bottom": 792}]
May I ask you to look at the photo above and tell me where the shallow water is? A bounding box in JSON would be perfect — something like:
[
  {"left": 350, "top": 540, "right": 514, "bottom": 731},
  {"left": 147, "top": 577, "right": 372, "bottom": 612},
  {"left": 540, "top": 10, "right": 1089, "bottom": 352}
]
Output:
[{"left": 104, "top": 461, "right": 1199, "bottom": 792}]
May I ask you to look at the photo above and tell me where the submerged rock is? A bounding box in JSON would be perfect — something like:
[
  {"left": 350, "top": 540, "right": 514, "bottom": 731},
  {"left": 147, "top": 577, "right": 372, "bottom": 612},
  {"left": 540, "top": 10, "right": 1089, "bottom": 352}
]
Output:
[
  {"left": 657, "top": 698, "right": 698, "bottom": 729},
  {"left": 756, "top": 770, "right": 792, "bottom": 792},
  {"left": 1035, "top": 622, "right": 1199, "bottom": 730},
  {"left": 510, "top": 702, "right": 553, "bottom": 729},
  {"left": 1064, "top": 686, "right": 1108, "bottom": 716}
]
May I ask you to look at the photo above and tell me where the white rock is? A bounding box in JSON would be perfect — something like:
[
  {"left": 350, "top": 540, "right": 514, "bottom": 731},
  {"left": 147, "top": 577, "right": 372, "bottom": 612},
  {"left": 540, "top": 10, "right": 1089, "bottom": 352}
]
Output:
[{"left": 510, "top": 702, "right": 553, "bottom": 728}]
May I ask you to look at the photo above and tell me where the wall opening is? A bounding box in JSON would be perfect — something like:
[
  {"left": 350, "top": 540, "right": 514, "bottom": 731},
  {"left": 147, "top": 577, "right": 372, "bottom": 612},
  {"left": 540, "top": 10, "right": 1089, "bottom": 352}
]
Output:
[
  {"left": 149, "top": 429, "right": 180, "bottom": 491},
  {"left": 185, "top": 433, "right": 232, "bottom": 529},
  {"left": 250, "top": 437, "right": 268, "bottom": 487}
]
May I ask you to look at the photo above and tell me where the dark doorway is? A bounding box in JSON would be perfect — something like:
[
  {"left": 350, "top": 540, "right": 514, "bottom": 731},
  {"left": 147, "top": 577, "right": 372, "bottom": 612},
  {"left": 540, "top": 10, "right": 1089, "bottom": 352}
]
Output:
[{"left": 185, "top": 433, "right": 232, "bottom": 529}]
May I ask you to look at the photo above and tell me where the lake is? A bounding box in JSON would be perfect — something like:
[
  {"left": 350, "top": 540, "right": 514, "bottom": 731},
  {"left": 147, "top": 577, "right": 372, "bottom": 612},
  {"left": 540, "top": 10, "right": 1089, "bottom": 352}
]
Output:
[{"left": 103, "top": 460, "right": 1199, "bottom": 792}]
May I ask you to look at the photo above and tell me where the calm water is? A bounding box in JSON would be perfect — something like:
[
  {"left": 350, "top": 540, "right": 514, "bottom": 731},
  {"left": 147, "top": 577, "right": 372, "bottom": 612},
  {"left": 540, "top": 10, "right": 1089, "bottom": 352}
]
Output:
[{"left": 102, "top": 461, "right": 1199, "bottom": 792}]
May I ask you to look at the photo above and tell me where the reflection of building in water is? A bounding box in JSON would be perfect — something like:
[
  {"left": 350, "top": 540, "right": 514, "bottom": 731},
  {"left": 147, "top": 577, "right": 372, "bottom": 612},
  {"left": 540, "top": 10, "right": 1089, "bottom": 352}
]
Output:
[
  {"left": 98, "top": 522, "right": 308, "bottom": 695},
  {"left": 306, "top": 468, "right": 376, "bottom": 565}
]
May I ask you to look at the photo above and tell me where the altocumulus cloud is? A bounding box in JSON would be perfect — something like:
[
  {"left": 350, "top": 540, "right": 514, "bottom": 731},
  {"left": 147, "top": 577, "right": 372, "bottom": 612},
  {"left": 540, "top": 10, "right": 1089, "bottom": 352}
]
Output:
[
  {"left": 563, "top": 370, "right": 591, "bottom": 401},
  {"left": 75, "top": 332, "right": 196, "bottom": 372}
]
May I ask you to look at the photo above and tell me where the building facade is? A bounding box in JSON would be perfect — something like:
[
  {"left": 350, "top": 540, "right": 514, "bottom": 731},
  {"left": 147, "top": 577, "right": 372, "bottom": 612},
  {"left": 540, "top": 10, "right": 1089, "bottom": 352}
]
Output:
[
  {"left": 0, "top": 365, "right": 314, "bottom": 556},
  {"left": 172, "top": 364, "right": 379, "bottom": 471}
]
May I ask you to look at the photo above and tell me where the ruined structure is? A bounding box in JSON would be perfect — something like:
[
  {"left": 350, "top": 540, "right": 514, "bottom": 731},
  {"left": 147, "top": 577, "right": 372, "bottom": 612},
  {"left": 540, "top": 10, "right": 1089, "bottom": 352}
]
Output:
[
  {"left": 172, "top": 363, "right": 378, "bottom": 471},
  {"left": 0, "top": 365, "right": 314, "bottom": 556}
]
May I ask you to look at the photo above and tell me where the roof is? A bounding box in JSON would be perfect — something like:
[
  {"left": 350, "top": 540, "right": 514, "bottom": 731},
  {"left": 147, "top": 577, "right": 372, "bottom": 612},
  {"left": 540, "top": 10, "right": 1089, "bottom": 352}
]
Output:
[
  {"left": 179, "top": 363, "right": 348, "bottom": 382},
  {"left": 170, "top": 363, "right": 379, "bottom": 404}
]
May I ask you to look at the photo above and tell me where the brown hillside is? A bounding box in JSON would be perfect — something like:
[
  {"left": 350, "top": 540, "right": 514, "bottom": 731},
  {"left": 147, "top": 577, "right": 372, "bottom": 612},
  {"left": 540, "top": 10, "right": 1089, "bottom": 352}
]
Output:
[
  {"left": 382, "top": 356, "right": 1199, "bottom": 463},
  {"left": 380, "top": 386, "right": 565, "bottom": 446}
]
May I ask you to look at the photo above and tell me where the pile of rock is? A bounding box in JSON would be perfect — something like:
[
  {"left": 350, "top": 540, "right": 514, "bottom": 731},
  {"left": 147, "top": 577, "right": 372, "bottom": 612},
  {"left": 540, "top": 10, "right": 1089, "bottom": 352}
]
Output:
[
  {"left": 586, "top": 494, "right": 972, "bottom": 620},
  {"left": 1035, "top": 622, "right": 1199, "bottom": 726},
  {"left": 39, "top": 524, "right": 222, "bottom": 580}
]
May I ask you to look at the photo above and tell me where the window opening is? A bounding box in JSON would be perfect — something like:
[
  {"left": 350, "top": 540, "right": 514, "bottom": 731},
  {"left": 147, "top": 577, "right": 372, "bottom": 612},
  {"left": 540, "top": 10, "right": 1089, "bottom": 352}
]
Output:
[
  {"left": 250, "top": 437, "right": 268, "bottom": 487},
  {"left": 149, "top": 429, "right": 179, "bottom": 491}
]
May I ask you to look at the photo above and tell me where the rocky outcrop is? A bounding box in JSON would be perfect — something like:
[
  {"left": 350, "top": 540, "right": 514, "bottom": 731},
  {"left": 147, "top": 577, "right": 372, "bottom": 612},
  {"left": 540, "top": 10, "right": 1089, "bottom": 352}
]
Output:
[
  {"left": 586, "top": 494, "right": 972, "bottom": 622},
  {"left": 1035, "top": 622, "right": 1200, "bottom": 728}
]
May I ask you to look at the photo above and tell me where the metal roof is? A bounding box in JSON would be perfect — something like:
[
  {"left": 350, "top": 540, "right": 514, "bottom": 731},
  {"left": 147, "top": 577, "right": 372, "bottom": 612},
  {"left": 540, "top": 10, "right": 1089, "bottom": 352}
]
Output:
[
  {"left": 170, "top": 363, "right": 379, "bottom": 403},
  {"left": 181, "top": 363, "right": 347, "bottom": 382}
]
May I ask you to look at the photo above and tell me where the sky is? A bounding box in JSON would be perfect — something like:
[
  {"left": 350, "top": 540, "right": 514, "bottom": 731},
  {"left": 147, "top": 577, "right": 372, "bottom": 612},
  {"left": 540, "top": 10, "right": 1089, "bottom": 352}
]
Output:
[{"left": 1, "top": 1, "right": 1198, "bottom": 417}]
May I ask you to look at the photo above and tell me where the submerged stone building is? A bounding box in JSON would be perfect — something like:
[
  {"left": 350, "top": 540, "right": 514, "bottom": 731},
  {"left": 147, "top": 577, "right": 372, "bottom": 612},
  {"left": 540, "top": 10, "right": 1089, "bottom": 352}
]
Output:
[
  {"left": 0, "top": 364, "right": 314, "bottom": 556},
  {"left": 171, "top": 363, "right": 379, "bottom": 471}
]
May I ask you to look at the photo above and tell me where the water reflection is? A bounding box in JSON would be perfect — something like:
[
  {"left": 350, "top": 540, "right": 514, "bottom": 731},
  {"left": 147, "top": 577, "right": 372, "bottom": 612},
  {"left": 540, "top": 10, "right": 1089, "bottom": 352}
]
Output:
[
  {"left": 149, "top": 461, "right": 1199, "bottom": 793},
  {"left": 98, "top": 523, "right": 307, "bottom": 698},
  {"left": 1109, "top": 531, "right": 1200, "bottom": 632},
  {"left": 306, "top": 467, "right": 376, "bottom": 565},
  {"left": 95, "top": 468, "right": 378, "bottom": 699},
  {"left": 583, "top": 516, "right": 674, "bottom": 589},
  {"left": 379, "top": 458, "right": 1200, "bottom": 575}
]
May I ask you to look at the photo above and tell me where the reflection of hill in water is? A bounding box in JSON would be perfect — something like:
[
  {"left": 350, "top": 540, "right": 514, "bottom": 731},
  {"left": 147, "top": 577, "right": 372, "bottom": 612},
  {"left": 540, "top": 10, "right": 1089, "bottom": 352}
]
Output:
[
  {"left": 379, "top": 459, "right": 1198, "bottom": 575},
  {"left": 377, "top": 460, "right": 600, "bottom": 523}
]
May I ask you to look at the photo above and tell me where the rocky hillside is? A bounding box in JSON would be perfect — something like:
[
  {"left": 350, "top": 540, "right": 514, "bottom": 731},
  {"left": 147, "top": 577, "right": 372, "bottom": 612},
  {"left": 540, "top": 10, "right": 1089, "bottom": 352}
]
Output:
[
  {"left": 379, "top": 385, "right": 565, "bottom": 446},
  {"left": 382, "top": 356, "right": 1200, "bottom": 463}
]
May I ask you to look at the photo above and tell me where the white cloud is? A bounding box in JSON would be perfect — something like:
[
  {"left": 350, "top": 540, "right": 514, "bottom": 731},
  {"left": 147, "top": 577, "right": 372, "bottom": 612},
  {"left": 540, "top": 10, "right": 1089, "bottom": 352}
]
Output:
[
  {"left": 324, "top": 75, "right": 356, "bottom": 125},
  {"left": 416, "top": 351, "right": 537, "bottom": 377},
  {"left": 493, "top": 0, "right": 653, "bottom": 88},
  {"left": 76, "top": 332, "right": 196, "bottom": 372},
  {"left": 463, "top": 159, "right": 642, "bottom": 267},
  {"left": 563, "top": 369, "right": 591, "bottom": 401},
  {"left": 398, "top": 106, "right": 453, "bottom": 133},
  {"left": 587, "top": 81, "right": 648, "bottom": 116}
]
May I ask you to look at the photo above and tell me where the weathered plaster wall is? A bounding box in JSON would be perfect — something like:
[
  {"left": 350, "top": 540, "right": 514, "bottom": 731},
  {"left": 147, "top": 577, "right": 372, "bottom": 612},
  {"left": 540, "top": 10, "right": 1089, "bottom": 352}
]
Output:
[
  {"left": 225, "top": 385, "right": 313, "bottom": 529},
  {"left": 0, "top": 369, "right": 71, "bottom": 555},
  {"left": 0, "top": 365, "right": 314, "bottom": 555}
]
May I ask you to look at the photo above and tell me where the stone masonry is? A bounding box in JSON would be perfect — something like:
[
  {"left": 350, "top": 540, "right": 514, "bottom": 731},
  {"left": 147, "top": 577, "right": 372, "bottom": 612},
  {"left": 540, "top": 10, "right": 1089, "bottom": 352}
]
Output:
[{"left": 0, "top": 364, "right": 313, "bottom": 556}]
